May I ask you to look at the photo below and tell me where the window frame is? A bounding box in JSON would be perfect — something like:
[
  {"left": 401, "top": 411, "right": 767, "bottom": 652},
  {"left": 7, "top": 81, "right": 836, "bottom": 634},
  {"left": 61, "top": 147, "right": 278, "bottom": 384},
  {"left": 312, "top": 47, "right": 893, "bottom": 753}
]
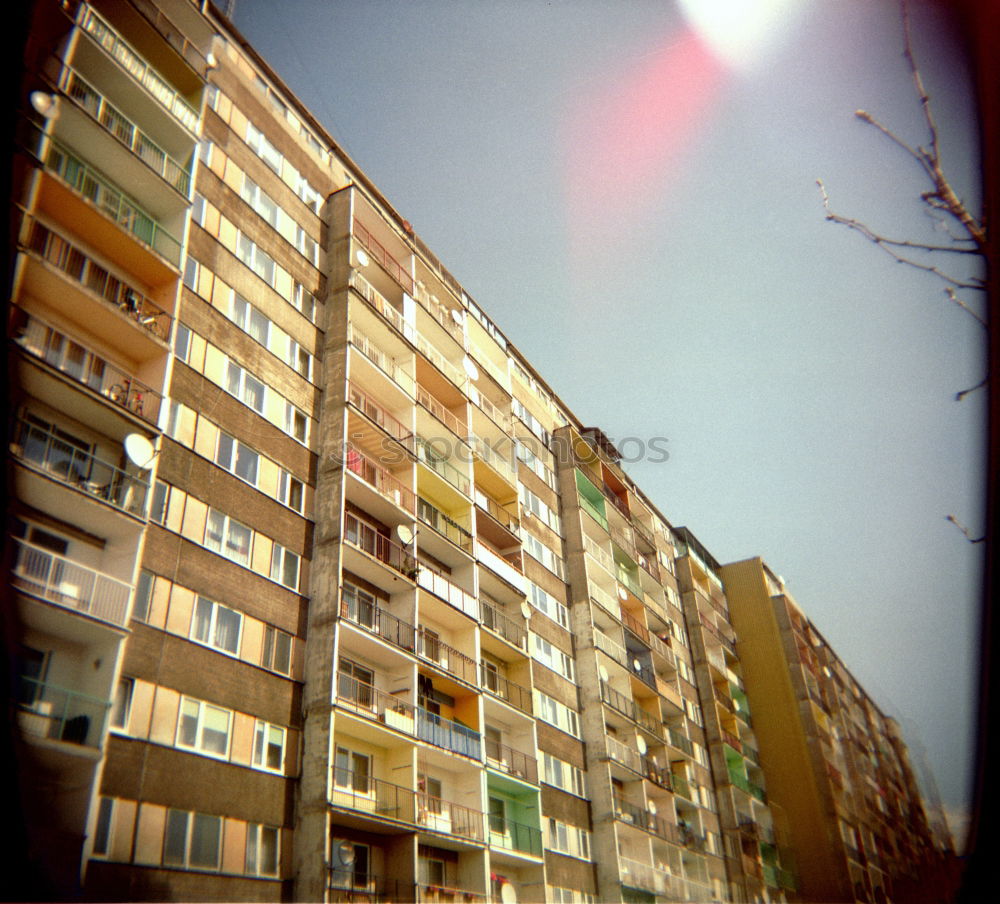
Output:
[
  {"left": 252, "top": 719, "right": 287, "bottom": 774},
  {"left": 190, "top": 595, "right": 243, "bottom": 656},
  {"left": 163, "top": 809, "right": 223, "bottom": 870},
  {"left": 205, "top": 508, "right": 253, "bottom": 566},
  {"left": 176, "top": 696, "right": 233, "bottom": 760}
]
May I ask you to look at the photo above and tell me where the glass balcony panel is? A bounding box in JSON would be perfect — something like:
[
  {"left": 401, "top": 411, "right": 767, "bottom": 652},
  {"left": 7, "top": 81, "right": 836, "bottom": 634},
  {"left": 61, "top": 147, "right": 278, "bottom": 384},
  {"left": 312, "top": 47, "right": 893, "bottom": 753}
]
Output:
[{"left": 15, "top": 676, "right": 111, "bottom": 747}]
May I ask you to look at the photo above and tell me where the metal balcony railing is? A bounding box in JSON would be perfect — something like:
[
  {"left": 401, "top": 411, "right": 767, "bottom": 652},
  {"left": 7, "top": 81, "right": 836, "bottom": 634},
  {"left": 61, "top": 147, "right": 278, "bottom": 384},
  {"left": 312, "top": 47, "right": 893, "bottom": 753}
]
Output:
[
  {"left": 58, "top": 67, "right": 191, "bottom": 194},
  {"left": 12, "top": 416, "right": 150, "bottom": 517},
  {"left": 416, "top": 792, "right": 484, "bottom": 842},
  {"left": 470, "top": 387, "right": 509, "bottom": 432},
  {"left": 610, "top": 524, "right": 635, "bottom": 557},
  {"left": 11, "top": 537, "right": 131, "bottom": 626},
  {"left": 344, "top": 513, "right": 417, "bottom": 578},
  {"left": 616, "top": 564, "right": 642, "bottom": 598},
  {"left": 417, "top": 497, "right": 472, "bottom": 552},
  {"left": 348, "top": 323, "right": 415, "bottom": 395},
  {"left": 474, "top": 489, "right": 518, "bottom": 532},
  {"left": 350, "top": 271, "right": 411, "bottom": 338},
  {"left": 340, "top": 590, "right": 416, "bottom": 652},
  {"left": 601, "top": 482, "right": 630, "bottom": 518},
  {"left": 353, "top": 217, "right": 414, "bottom": 294},
  {"left": 128, "top": 0, "right": 210, "bottom": 74},
  {"left": 347, "top": 382, "right": 412, "bottom": 443},
  {"left": 667, "top": 726, "right": 695, "bottom": 757},
  {"left": 583, "top": 535, "right": 614, "bottom": 573},
  {"left": 15, "top": 676, "right": 111, "bottom": 748},
  {"left": 417, "top": 630, "right": 477, "bottom": 685},
  {"left": 14, "top": 312, "right": 163, "bottom": 425},
  {"left": 487, "top": 815, "right": 542, "bottom": 856},
  {"left": 479, "top": 664, "right": 532, "bottom": 715},
  {"left": 468, "top": 436, "right": 515, "bottom": 483},
  {"left": 637, "top": 550, "right": 660, "bottom": 582},
  {"left": 416, "top": 563, "right": 478, "bottom": 619},
  {"left": 632, "top": 519, "right": 655, "bottom": 549},
  {"left": 345, "top": 444, "right": 415, "bottom": 513},
  {"left": 479, "top": 597, "right": 526, "bottom": 650},
  {"left": 579, "top": 493, "right": 608, "bottom": 529},
  {"left": 413, "top": 283, "right": 463, "bottom": 342},
  {"left": 414, "top": 439, "right": 470, "bottom": 496},
  {"left": 415, "top": 332, "right": 465, "bottom": 388},
  {"left": 671, "top": 773, "right": 694, "bottom": 801},
  {"left": 23, "top": 219, "right": 172, "bottom": 339},
  {"left": 600, "top": 681, "right": 663, "bottom": 739},
  {"left": 417, "top": 707, "right": 481, "bottom": 759},
  {"left": 485, "top": 737, "right": 537, "bottom": 784},
  {"left": 44, "top": 141, "right": 182, "bottom": 265},
  {"left": 335, "top": 674, "right": 416, "bottom": 734},
  {"left": 417, "top": 883, "right": 488, "bottom": 903},
  {"left": 620, "top": 607, "right": 650, "bottom": 645},
  {"left": 613, "top": 796, "right": 682, "bottom": 845},
  {"left": 619, "top": 857, "right": 680, "bottom": 897},
  {"left": 328, "top": 871, "right": 414, "bottom": 903},
  {"left": 417, "top": 385, "right": 465, "bottom": 436}
]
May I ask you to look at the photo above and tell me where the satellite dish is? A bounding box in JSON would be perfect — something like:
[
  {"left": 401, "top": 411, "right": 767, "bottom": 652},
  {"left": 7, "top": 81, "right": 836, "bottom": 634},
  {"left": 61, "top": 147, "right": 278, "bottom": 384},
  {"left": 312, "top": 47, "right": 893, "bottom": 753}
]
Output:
[
  {"left": 335, "top": 840, "right": 355, "bottom": 866},
  {"left": 636, "top": 735, "right": 647, "bottom": 754},
  {"left": 617, "top": 587, "right": 628, "bottom": 600},
  {"left": 205, "top": 51, "right": 218, "bottom": 68},
  {"left": 396, "top": 524, "right": 414, "bottom": 546},
  {"left": 598, "top": 664, "right": 609, "bottom": 682},
  {"left": 520, "top": 601, "right": 531, "bottom": 620},
  {"left": 633, "top": 659, "right": 642, "bottom": 672},
  {"left": 355, "top": 248, "right": 370, "bottom": 267},
  {"left": 30, "top": 92, "right": 58, "bottom": 118},
  {"left": 124, "top": 433, "right": 156, "bottom": 469},
  {"left": 500, "top": 882, "right": 517, "bottom": 904},
  {"left": 648, "top": 800, "right": 657, "bottom": 815},
  {"left": 450, "top": 309, "right": 463, "bottom": 326},
  {"left": 462, "top": 355, "right": 479, "bottom": 380}
]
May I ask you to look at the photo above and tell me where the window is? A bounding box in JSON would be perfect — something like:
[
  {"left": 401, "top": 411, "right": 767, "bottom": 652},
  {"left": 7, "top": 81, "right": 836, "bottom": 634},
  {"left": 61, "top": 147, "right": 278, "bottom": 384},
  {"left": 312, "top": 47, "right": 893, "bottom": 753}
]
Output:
[
  {"left": 191, "top": 596, "right": 242, "bottom": 655},
  {"left": 542, "top": 752, "right": 585, "bottom": 796},
  {"left": 531, "top": 634, "right": 575, "bottom": 682},
  {"left": 270, "top": 543, "right": 300, "bottom": 591},
  {"left": 215, "top": 431, "right": 259, "bottom": 484},
  {"left": 487, "top": 796, "right": 506, "bottom": 835},
  {"left": 174, "top": 323, "right": 191, "bottom": 362},
  {"left": 225, "top": 360, "right": 266, "bottom": 413},
  {"left": 287, "top": 338, "right": 312, "bottom": 379},
  {"left": 292, "top": 282, "right": 316, "bottom": 321},
  {"left": 240, "top": 175, "right": 279, "bottom": 228},
  {"left": 150, "top": 480, "right": 169, "bottom": 524},
  {"left": 296, "top": 225, "right": 319, "bottom": 265},
  {"left": 277, "top": 470, "right": 304, "bottom": 512},
  {"left": 110, "top": 677, "right": 133, "bottom": 731},
  {"left": 252, "top": 720, "right": 286, "bottom": 773},
  {"left": 165, "top": 400, "right": 182, "bottom": 438},
  {"left": 132, "top": 569, "right": 154, "bottom": 623},
  {"left": 183, "top": 256, "right": 199, "bottom": 291},
  {"left": 519, "top": 484, "right": 561, "bottom": 534},
  {"left": 522, "top": 532, "right": 564, "bottom": 579},
  {"left": 333, "top": 746, "right": 371, "bottom": 793},
  {"left": 198, "top": 139, "right": 213, "bottom": 166},
  {"left": 297, "top": 176, "right": 322, "bottom": 212},
  {"left": 515, "top": 440, "right": 556, "bottom": 490},
  {"left": 232, "top": 293, "right": 270, "bottom": 345},
  {"left": 535, "top": 690, "right": 580, "bottom": 738},
  {"left": 547, "top": 818, "right": 591, "bottom": 860},
  {"left": 261, "top": 625, "right": 293, "bottom": 675},
  {"left": 246, "top": 122, "right": 282, "bottom": 174},
  {"left": 527, "top": 581, "right": 569, "bottom": 629},
  {"left": 92, "top": 797, "right": 114, "bottom": 857},
  {"left": 177, "top": 697, "right": 232, "bottom": 758},
  {"left": 245, "top": 824, "right": 279, "bottom": 877},
  {"left": 285, "top": 403, "right": 307, "bottom": 442},
  {"left": 235, "top": 232, "right": 275, "bottom": 285},
  {"left": 338, "top": 658, "right": 374, "bottom": 708},
  {"left": 163, "top": 809, "right": 222, "bottom": 869},
  {"left": 205, "top": 509, "right": 252, "bottom": 566},
  {"left": 191, "top": 194, "right": 206, "bottom": 227}
]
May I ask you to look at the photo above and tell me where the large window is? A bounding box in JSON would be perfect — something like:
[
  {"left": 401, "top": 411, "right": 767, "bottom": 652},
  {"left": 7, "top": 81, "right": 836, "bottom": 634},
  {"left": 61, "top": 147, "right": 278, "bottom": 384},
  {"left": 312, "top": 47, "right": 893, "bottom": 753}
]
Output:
[
  {"left": 163, "top": 809, "right": 222, "bottom": 870},
  {"left": 191, "top": 596, "right": 242, "bottom": 655},
  {"left": 215, "top": 431, "right": 259, "bottom": 485},
  {"left": 246, "top": 122, "right": 282, "bottom": 174},
  {"left": 240, "top": 175, "right": 279, "bottom": 228},
  {"left": 285, "top": 403, "right": 308, "bottom": 442},
  {"left": 132, "top": 569, "right": 154, "bottom": 623},
  {"left": 270, "top": 543, "right": 300, "bottom": 591},
  {"left": 542, "top": 752, "right": 585, "bottom": 796},
  {"left": 261, "top": 625, "right": 292, "bottom": 675},
  {"left": 110, "top": 678, "right": 133, "bottom": 732},
  {"left": 252, "top": 720, "right": 286, "bottom": 773},
  {"left": 333, "top": 746, "right": 371, "bottom": 793},
  {"left": 232, "top": 293, "right": 270, "bottom": 346},
  {"left": 535, "top": 690, "right": 580, "bottom": 738},
  {"left": 245, "top": 824, "right": 279, "bottom": 877},
  {"left": 225, "top": 360, "right": 266, "bottom": 413},
  {"left": 235, "top": 232, "right": 276, "bottom": 285},
  {"left": 205, "top": 509, "right": 252, "bottom": 566},
  {"left": 277, "top": 470, "right": 304, "bottom": 512},
  {"left": 177, "top": 697, "right": 232, "bottom": 758},
  {"left": 527, "top": 580, "right": 569, "bottom": 629}
]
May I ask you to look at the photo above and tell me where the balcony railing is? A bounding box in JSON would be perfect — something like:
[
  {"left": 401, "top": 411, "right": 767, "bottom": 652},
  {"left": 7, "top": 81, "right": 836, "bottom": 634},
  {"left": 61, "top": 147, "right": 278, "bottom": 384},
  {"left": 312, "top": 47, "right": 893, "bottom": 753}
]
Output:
[
  {"left": 602, "top": 482, "right": 630, "bottom": 518},
  {"left": 353, "top": 217, "right": 414, "bottom": 294},
  {"left": 23, "top": 219, "right": 172, "bottom": 339},
  {"left": 600, "top": 681, "right": 663, "bottom": 739},
  {"left": 579, "top": 493, "right": 608, "bottom": 530},
  {"left": 632, "top": 519, "right": 655, "bottom": 549},
  {"left": 415, "top": 439, "right": 471, "bottom": 496},
  {"left": 613, "top": 796, "right": 682, "bottom": 845},
  {"left": 416, "top": 564, "right": 478, "bottom": 620},
  {"left": 15, "top": 676, "right": 110, "bottom": 748},
  {"left": 590, "top": 584, "right": 617, "bottom": 615},
  {"left": 417, "top": 793, "right": 485, "bottom": 842},
  {"left": 615, "top": 564, "right": 642, "bottom": 598},
  {"left": 350, "top": 271, "right": 412, "bottom": 339},
  {"left": 417, "top": 630, "right": 477, "bottom": 685},
  {"left": 128, "top": 0, "right": 209, "bottom": 74},
  {"left": 619, "top": 858, "right": 680, "bottom": 897},
  {"left": 413, "top": 283, "right": 464, "bottom": 342},
  {"left": 80, "top": 5, "right": 199, "bottom": 131},
  {"left": 345, "top": 444, "right": 415, "bottom": 513},
  {"left": 417, "top": 497, "right": 472, "bottom": 552},
  {"left": 667, "top": 726, "right": 695, "bottom": 757},
  {"left": 487, "top": 816, "right": 542, "bottom": 857},
  {"left": 44, "top": 141, "right": 182, "bottom": 265},
  {"left": 329, "top": 872, "right": 413, "bottom": 903},
  {"left": 11, "top": 416, "right": 150, "bottom": 517},
  {"left": 485, "top": 737, "right": 538, "bottom": 784},
  {"left": 14, "top": 312, "right": 163, "bottom": 425},
  {"left": 671, "top": 773, "right": 694, "bottom": 801},
  {"left": 336, "top": 674, "right": 416, "bottom": 734},
  {"left": 468, "top": 436, "right": 515, "bottom": 483},
  {"left": 620, "top": 607, "right": 650, "bottom": 645},
  {"left": 331, "top": 770, "right": 417, "bottom": 823},
  {"left": 417, "top": 708, "right": 481, "bottom": 759},
  {"left": 479, "top": 597, "right": 526, "bottom": 650},
  {"left": 415, "top": 332, "right": 466, "bottom": 387},
  {"left": 417, "top": 884, "right": 488, "bottom": 903},
  {"left": 480, "top": 664, "right": 532, "bottom": 714},
  {"left": 475, "top": 541, "right": 523, "bottom": 588},
  {"left": 470, "top": 387, "right": 509, "bottom": 431},
  {"left": 348, "top": 382, "right": 412, "bottom": 443},
  {"left": 610, "top": 524, "right": 635, "bottom": 557},
  {"left": 722, "top": 730, "right": 743, "bottom": 752},
  {"left": 474, "top": 489, "right": 518, "bottom": 532},
  {"left": 11, "top": 537, "right": 131, "bottom": 626},
  {"left": 636, "top": 550, "right": 660, "bottom": 582},
  {"left": 349, "top": 323, "right": 415, "bottom": 395},
  {"left": 594, "top": 628, "right": 628, "bottom": 669},
  {"left": 583, "top": 535, "right": 614, "bottom": 574},
  {"left": 344, "top": 514, "right": 417, "bottom": 578},
  {"left": 340, "top": 590, "right": 416, "bottom": 652},
  {"left": 417, "top": 385, "right": 465, "bottom": 436},
  {"left": 59, "top": 67, "right": 191, "bottom": 195}
]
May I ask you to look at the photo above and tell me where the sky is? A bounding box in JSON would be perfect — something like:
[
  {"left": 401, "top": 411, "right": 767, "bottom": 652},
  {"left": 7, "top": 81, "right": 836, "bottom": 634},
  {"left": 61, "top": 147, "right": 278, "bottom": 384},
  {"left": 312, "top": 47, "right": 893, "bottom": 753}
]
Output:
[{"left": 231, "top": 0, "right": 985, "bottom": 848}]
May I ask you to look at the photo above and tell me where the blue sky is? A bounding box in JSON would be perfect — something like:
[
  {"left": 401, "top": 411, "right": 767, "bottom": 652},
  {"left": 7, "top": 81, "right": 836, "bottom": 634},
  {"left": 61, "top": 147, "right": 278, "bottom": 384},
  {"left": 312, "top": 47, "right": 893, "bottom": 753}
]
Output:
[{"left": 232, "top": 0, "right": 985, "bottom": 846}]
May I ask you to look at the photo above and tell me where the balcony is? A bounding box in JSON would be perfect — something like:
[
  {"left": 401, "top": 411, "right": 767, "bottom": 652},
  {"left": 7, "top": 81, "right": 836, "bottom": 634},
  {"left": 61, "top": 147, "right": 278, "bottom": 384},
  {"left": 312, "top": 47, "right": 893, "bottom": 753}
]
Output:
[
  {"left": 15, "top": 676, "right": 110, "bottom": 749},
  {"left": 353, "top": 217, "right": 414, "bottom": 294},
  {"left": 667, "top": 726, "right": 695, "bottom": 758},
  {"left": 632, "top": 519, "right": 655, "bottom": 549},
  {"left": 480, "top": 664, "right": 532, "bottom": 715},
  {"left": 485, "top": 738, "right": 537, "bottom": 785},
  {"left": 415, "top": 439, "right": 471, "bottom": 496},
  {"left": 479, "top": 597, "right": 527, "bottom": 651},
  {"left": 350, "top": 271, "right": 412, "bottom": 339},
  {"left": 348, "top": 382, "right": 412, "bottom": 444},
  {"left": 601, "top": 481, "right": 630, "bottom": 518},
  {"left": 128, "top": 0, "right": 210, "bottom": 75},
  {"left": 613, "top": 796, "right": 682, "bottom": 845},
  {"left": 610, "top": 524, "right": 635, "bottom": 557},
  {"left": 417, "top": 630, "right": 477, "bottom": 685},
  {"left": 329, "top": 872, "right": 414, "bottom": 904},
  {"left": 23, "top": 219, "right": 172, "bottom": 340},
  {"left": 12, "top": 416, "right": 150, "bottom": 518},
  {"left": 345, "top": 444, "right": 415, "bottom": 513},
  {"left": 340, "top": 591, "right": 416, "bottom": 652},
  {"left": 636, "top": 550, "right": 660, "bottom": 583},
  {"left": 417, "top": 497, "right": 472, "bottom": 552},
  {"left": 78, "top": 5, "right": 199, "bottom": 133},
  {"left": 349, "top": 323, "right": 415, "bottom": 395},
  {"left": 474, "top": 488, "right": 518, "bottom": 534},
  {"left": 474, "top": 541, "right": 524, "bottom": 593},
  {"left": 600, "top": 681, "right": 663, "bottom": 740},
  {"left": 417, "top": 708, "right": 481, "bottom": 759},
  {"left": 417, "top": 884, "right": 487, "bottom": 903},
  {"left": 336, "top": 674, "right": 416, "bottom": 735},
  {"left": 469, "top": 436, "right": 515, "bottom": 485},
  {"left": 671, "top": 773, "right": 695, "bottom": 802},
  {"left": 57, "top": 66, "right": 191, "bottom": 195},
  {"left": 11, "top": 537, "right": 131, "bottom": 627},
  {"left": 470, "top": 387, "right": 509, "bottom": 432},
  {"left": 413, "top": 283, "right": 464, "bottom": 343},
  {"left": 344, "top": 514, "right": 417, "bottom": 579},
  {"left": 415, "top": 332, "right": 466, "bottom": 388},
  {"left": 487, "top": 815, "right": 542, "bottom": 857},
  {"left": 699, "top": 612, "right": 737, "bottom": 654},
  {"left": 14, "top": 312, "right": 163, "bottom": 425},
  {"left": 417, "top": 384, "right": 465, "bottom": 436},
  {"left": 416, "top": 563, "right": 478, "bottom": 619},
  {"left": 619, "top": 858, "right": 680, "bottom": 897},
  {"left": 620, "top": 607, "right": 650, "bottom": 646},
  {"left": 44, "top": 141, "right": 181, "bottom": 266}
]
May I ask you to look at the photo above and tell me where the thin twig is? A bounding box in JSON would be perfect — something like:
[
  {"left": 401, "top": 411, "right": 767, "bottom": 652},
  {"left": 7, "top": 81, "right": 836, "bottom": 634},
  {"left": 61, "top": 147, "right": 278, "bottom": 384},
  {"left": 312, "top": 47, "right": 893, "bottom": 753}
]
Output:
[
  {"left": 944, "top": 287, "right": 987, "bottom": 329},
  {"left": 946, "top": 515, "right": 986, "bottom": 543}
]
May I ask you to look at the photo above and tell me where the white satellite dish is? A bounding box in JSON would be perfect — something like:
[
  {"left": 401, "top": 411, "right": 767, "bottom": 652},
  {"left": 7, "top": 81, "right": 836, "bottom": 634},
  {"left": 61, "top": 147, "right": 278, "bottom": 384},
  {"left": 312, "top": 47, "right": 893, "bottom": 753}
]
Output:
[
  {"left": 462, "top": 355, "right": 479, "bottom": 380},
  {"left": 636, "top": 735, "right": 647, "bottom": 754},
  {"left": 520, "top": 601, "right": 532, "bottom": 620},
  {"left": 617, "top": 587, "right": 628, "bottom": 600},
  {"left": 396, "top": 524, "right": 414, "bottom": 546},
  {"left": 648, "top": 800, "right": 657, "bottom": 815},
  {"left": 355, "top": 248, "right": 370, "bottom": 267},
  {"left": 500, "top": 883, "right": 517, "bottom": 904},
  {"left": 30, "top": 92, "right": 58, "bottom": 118},
  {"left": 335, "top": 840, "right": 355, "bottom": 865},
  {"left": 633, "top": 659, "right": 642, "bottom": 672},
  {"left": 205, "top": 51, "right": 218, "bottom": 68},
  {"left": 598, "top": 664, "right": 609, "bottom": 683},
  {"left": 123, "top": 433, "right": 156, "bottom": 469},
  {"left": 450, "top": 309, "right": 464, "bottom": 326}
]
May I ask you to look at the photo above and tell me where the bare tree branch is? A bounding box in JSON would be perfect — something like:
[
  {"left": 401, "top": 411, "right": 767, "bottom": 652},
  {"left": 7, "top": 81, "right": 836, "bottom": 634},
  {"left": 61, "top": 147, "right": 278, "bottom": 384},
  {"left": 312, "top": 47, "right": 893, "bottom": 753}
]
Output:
[
  {"left": 946, "top": 515, "right": 986, "bottom": 543},
  {"left": 944, "top": 287, "right": 987, "bottom": 329}
]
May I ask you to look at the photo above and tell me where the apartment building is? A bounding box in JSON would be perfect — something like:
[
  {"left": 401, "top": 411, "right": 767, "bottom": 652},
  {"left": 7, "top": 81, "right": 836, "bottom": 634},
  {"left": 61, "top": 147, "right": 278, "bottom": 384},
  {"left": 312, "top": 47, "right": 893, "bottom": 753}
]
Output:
[
  {"left": 718, "top": 557, "right": 959, "bottom": 904},
  {"left": 6, "top": 2, "right": 951, "bottom": 903}
]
